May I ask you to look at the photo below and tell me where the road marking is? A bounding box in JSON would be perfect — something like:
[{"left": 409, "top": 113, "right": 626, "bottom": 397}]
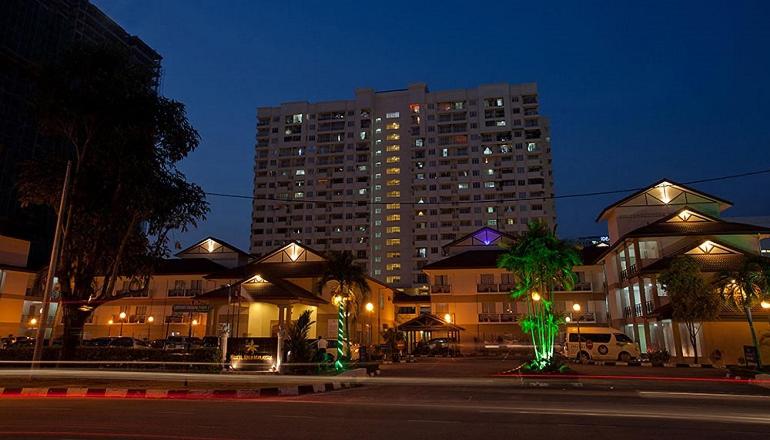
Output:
[{"left": 639, "top": 391, "right": 770, "bottom": 402}]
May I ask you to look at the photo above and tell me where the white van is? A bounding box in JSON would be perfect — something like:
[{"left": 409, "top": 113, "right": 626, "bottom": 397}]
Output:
[{"left": 564, "top": 326, "right": 641, "bottom": 362}]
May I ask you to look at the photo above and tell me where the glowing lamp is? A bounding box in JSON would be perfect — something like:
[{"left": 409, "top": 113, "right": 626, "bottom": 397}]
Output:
[
  {"left": 108, "top": 319, "right": 114, "bottom": 325},
  {"left": 531, "top": 292, "right": 541, "bottom": 302},
  {"left": 572, "top": 303, "right": 581, "bottom": 312},
  {"left": 761, "top": 300, "right": 770, "bottom": 310},
  {"left": 443, "top": 313, "right": 452, "bottom": 323},
  {"left": 192, "top": 319, "right": 199, "bottom": 326},
  {"left": 365, "top": 302, "right": 374, "bottom": 312},
  {"left": 565, "top": 316, "right": 571, "bottom": 323},
  {"left": 119, "top": 311, "right": 127, "bottom": 320},
  {"left": 147, "top": 316, "right": 154, "bottom": 323},
  {"left": 29, "top": 318, "right": 38, "bottom": 326}
]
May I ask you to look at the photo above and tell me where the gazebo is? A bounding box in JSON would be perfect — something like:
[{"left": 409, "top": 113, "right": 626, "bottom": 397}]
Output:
[{"left": 397, "top": 313, "right": 464, "bottom": 354}]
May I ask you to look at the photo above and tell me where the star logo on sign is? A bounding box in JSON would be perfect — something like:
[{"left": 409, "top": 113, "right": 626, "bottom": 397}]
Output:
[{"left": 245, "top": 341, "right": 258, "bottom": 354}]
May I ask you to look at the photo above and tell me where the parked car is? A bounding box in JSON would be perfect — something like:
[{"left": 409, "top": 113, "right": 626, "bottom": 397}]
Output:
[
  {"left": 164, "top": 336, "right": 202, "bottom": 350},
  {"left": 83, "top": 337, "right": 114, "bottom": 347},
  {"left": 6, "top": 338, "right": 35, "bottom": 349},
  {"left": 109, "top": 337, "right": 148, "bottom": 348},
  {"left": 149, "top": 339, "right": 167, "bottom": 349},
  {"left": 564, "top": 326, "right": 641, "bottom": 362}
]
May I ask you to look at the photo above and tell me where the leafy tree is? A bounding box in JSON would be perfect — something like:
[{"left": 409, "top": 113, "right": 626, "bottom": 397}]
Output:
[
  {"left": 318, "top": 251, "right": 370, "bottom": 369},
  {"left": 285, "top": 310, "right": 316, "bottom": 374},
  {"left": 17, "top": 43, "right": 207, "bottom": 358},
  {"left": 497, "top": 221, "right": 580, "bottom": 370},
  {"left": 659, "top": 256, "right": 721, "bottom": 364},
  {"left": 714, "top": 257, "right": 770, "bottom": 370},
  {"left": 382, "top": 328, "right": 405, "bottom": 362}
]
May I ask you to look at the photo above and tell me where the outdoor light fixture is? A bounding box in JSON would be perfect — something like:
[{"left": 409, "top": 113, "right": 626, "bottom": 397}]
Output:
[
  {"left": 119, "top": 311, "right": 127, "bottom": 320},
  {"left": 108, "top": 319, "right": 113, "bottom": 325},
  {"left": 762, "top": 300, "right": 770, "bottom": 309},
  {"left": 443, "top": 313, "right": 452, "bottom": 323},
  {"left": 192, "top": 319, "right": 199, "bottom": 325},
  {"left": 572, "top": 303, "right": 581, "bottom": 312},
  {"left": 147, "top": 316, "right": 154, "bottom": 323},
  {"left": 531, "top": 292, "right": 541, "bottom": 302},
  {"left": 565, "top": 316, "right": 571, "bottom": 323},
  {"left": 365, "top": 302, "right": 374, "bottom": 312},
  {"left": 29, "top": 318, "right": 37, "bottom": 326}
]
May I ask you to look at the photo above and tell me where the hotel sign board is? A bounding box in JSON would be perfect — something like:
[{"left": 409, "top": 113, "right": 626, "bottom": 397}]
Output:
[{"left": 172, "top": 304, "right": 211, "bottom": 313}]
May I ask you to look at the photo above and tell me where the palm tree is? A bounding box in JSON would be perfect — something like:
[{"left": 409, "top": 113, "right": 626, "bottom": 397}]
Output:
[
  {"left": 497, "top": 221, "right": 581, "bottom": 370},
  {"left": 285, "top": 310, "right": 316, "bottom": 374},
  {"left": 715, "top": 257, "right": 770, "bottom": 370},
  {"left": 318, "top": 251, "right": 370, "bottom": 369}
]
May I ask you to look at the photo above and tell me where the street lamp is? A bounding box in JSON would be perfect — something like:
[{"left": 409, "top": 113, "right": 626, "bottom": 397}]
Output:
[
  {"left": 188, "top": 317, "right": 199, "bottom": 350},
  {"left": 531, "top": 292, "right": 541, "bottom": 302},
  {"left": 572, "top": 303, "right": 583, "bottom": 362},
  {"left": 118, "top": 311, "right": 127, "bottom": 337},
  {"left": 146, "top": 316, "right": 154, "bottom": 340},
  {"left": 365, "top": 302, "right": 374, "bottom": 345},
  {"left": 29, "top": 318, "right": 38, "bottom": 326},
  {"left": 107, "top": 319, "right": 113, "bottom": 337}
]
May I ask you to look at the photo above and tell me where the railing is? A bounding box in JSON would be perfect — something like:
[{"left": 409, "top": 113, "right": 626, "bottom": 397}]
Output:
[
  {"left": 498, "top": 283, "right": 515, "bottom": 292},
  {"left": 430, "top": 284, "right": 451, "bottom": 294},
  {"left": 476, "top": 283, "right": 498, "bottom": 293},
  {"left": 186, "top": 288, "right": 202, "bottom": 296},
  {"left": 621, "top": 264, "right": 638, "bottom": 281},
  {"left": 569, "top": 312, "right": 597, "bottom": 323},
  {"left": 623, "top": 306, "right": 633, "bottom": 319},
  {"left": 479, "top": 313, "right": 519, "bottom": 323},
  {"left": 554, "top": 282, "right": 593, "bottom": 292},
  {"left": 644, "top": 300, "right": 655, "bottom": 315},
  {"left": 167, "top": 288, "right": 187, "bottom": 297}
]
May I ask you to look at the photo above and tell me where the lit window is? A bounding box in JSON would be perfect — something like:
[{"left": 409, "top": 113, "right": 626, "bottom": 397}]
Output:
[
  {"left": 360, "top": 131, "right": 367, "bottom": 140},
  {"left": 417, "top": 210, "right": 425, "bottom": 216},
  {"left": 387, "top": 252, "right": 401, "bottom": 258},
  {"left": 386, "top": 238, "right": 401, "bottom": 246},
  {"left": 374, "top": 184, "right": 382, "bottom": 190},
  {"left": 410, "top": 104, "right": 420, "bottom": 113},
  {"left": 386, "top": 167, "right": 400, "bottom": 175},
  {"left": 386, "top": 156, "right": 400, "bottom": 163},
  {"left": 374, "top": 196, "right": 381, "bottom": 202},
  {"left": 483, "top": 147, "right": 493, "bottom": 155},
  {"left": 386, "top": 112, "right": 400, "bottom": 118},
  {"left": 386, "top": 203, "right": 400, "bottom": 210},
  {"left": 386, "top": 214, "right": 401, "bottom": 221},
  {"left": 386, "top": 263, "right": 401, "bottom": 271},
  {"left": 358, "top": 188, "right": 367, "bottom": 195},
  {"left": 386, "top": 275, "right": 401, "bottom": 284},
  {"left": 386, "top": 122, "right": 400, "bottom": 130},
  {"left": 295, "top": 169, "right": 305, "bottom": 175},
  {"left": 458, "top": 183, "right": 469, "bottom": 190},
  {"left": 375, "top": 128, "right": 382, "bottom": 133},
  {"left": 415, "top": 138, "right": 424, "bottom": 147},
  {"left": 386, "top": 133, "right": 400, "bottom": 141},
  {"left": 487, "top": 207, "right": 495, "bottom": 213},
  {"left": 486, "top": 169, "right": 494, "bottom": 175},
  {"left": 387, "top": 191, "right": 400, "bottom": 198},
  {"left": 386, "top": 226, "right": 401, "bottom": 233},
  {"left": 386, "top": 145, "right": 400, "bottom": 152},
  {"left": 387, "top": 179, "right": 400, "bottom": 186},
  {"left": 484, "top": 182, "right": 496, "bottom": 188},
  {"left": 294, "top": 192, "right": 304, "bottom": 199},
  {"left": 488, "top": 219, "right": 497, "bottom": 226},
  {"left": 527, "top": 142, "right": 537, "bottom": 152},
  {"left": 442, "top": 148, "right": 448, "bottom": 157},
  {"left": 417, "top": 248, "right": 427, "bottom": 258}
]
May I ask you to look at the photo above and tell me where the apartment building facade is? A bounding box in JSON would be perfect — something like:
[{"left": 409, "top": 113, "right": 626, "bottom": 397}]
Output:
[{"left": 252, "top": 83, "right": 555, "bottom": 291}]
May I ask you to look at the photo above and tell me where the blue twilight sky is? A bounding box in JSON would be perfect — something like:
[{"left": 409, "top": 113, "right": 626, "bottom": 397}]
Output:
[{"left": 93, "top": 0, "right": 770, "bottom": 251}]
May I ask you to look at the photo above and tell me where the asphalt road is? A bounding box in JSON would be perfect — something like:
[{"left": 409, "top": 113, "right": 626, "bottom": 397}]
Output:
[{"left": 1, "top": 359, "right": 769, "bottom": 439}]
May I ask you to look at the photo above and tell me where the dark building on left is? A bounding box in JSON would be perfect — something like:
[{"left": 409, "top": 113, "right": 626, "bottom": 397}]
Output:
[{"left": 0, "top": 0, "right": 161, "bottom": 266}]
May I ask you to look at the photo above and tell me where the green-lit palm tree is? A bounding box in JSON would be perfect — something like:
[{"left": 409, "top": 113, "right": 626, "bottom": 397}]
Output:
[
  {"left": 318, "top": 251, "right": 370, "bottom": 370},
  {"left": 497, "top": 221, "right": 581, "bottom": 370},
  {"left": 714, "top": 257, "right": 770, "bottom": 370}
]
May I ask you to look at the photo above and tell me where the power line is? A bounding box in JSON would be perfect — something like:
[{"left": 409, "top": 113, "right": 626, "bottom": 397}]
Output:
[{"left": 204, "top": 166, "right": 770, "bottom": 206}]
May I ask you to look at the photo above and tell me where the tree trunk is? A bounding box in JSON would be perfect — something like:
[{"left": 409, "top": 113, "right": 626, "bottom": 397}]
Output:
[
  {"left": 60, "top": 302, "right": 90, "bottom": 360},
  {"left": 744, "top": 306, "right": 763, "bottom": 370},
  {"left": 687, "top": 321, "right": 699, "bottom": 364}
]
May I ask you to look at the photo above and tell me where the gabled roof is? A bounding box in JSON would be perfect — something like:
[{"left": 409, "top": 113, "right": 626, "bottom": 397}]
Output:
[
  {"left": 153, "top": 258, "right": 226, "bottom": 275},
  {"left": 423, "top": 249, "right": 506, "bottom": 270},
  {"left": 639, "top": 239, "right": 761, "bottom": 274},
  {"left": 175, "top": 236, "right": 250, "bottom": 258},
  {"left": 625, "top": 207, "right": 770, "bottom": 238},
  {"left": 596, "top": 179, "right": 733, "bottom": 222},
  {"left": 196, "top": 273, "right": 326, "bottom": 305},
  {"left": 440, "top": 227, "right": 517, "bottom": 250},
  {"left": 397, "top": 313, "right": 465, "bottom": 332}
]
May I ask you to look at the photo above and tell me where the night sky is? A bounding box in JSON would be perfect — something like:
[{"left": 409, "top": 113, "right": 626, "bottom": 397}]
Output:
[{"left": 93, "top": 0, "right": 770, "bottom": 251}]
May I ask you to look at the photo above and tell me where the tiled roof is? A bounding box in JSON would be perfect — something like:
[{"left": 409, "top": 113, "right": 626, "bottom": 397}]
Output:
[
  {"left": 153, "top": 258, "right": 226, "bottom": 275},
  {"left": 196, "top": 275, "right": 326, "bottom": 305},
  {"left": 627, "top": 219, "right": 770, "bottom": 237},
  {"left": 394, "top": 292, "right": 431, "bottom": 304},
  {"left": 397, "top": 313, "right": 465, "bottom": 331},
  {"left": 640, "top": 254, "right": 750, "bottom": 274},
  {"left": 422, "top": 249, "right": 506, "bottom": 270}
]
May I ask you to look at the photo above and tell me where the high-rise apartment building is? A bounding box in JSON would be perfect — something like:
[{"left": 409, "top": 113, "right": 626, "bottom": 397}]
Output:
[
  {"left": 252, "top": 83, "right": 555, "bottom": 291},
  {"left": 0, "top": 0, "right": 161, "bottom": 266}
]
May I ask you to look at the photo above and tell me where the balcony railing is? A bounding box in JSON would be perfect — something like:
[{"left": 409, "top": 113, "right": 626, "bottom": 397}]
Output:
[
  {"left": 624, "top": 301, "right": 655, "bottom": 319},
  {"left": 554, "top": 282, "right": 593, "bottom": 292},
  {"left": 476, "top": 283, "right": 498, "bottom": 293},
  {"left": 644, "top": 300, "right": 655, "bottom": 315},
  {"left": 479, "top": 313, "right": 519, "bottom": 323},
  {"left": 621, "top": 264, "right": 638, "bottom": 281},
  {"left": 430, "top": 284, "right": 451, "bottom": 294},
  {"left": 498, "top": 283, "right": 515, "bottom": 292},
  {"left": 568, "top": 312, "right": 597, "bottom": 323}
]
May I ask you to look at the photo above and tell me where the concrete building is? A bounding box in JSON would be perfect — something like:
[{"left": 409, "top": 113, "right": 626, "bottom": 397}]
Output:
[
  {"left": 0, "top": 0, "right": 161, "bottom": 266},
  {"left": 596, "top": 179, "right": 770, "bottom": 364},
  {"left": 252, "top": 83, "right": 555, "bottom": 292},
  {"left": 415, "top": 227, "right": 607, "bottom": 352},
  {"left": 0, "top": 235, "right": 37, "bottom": 337}
]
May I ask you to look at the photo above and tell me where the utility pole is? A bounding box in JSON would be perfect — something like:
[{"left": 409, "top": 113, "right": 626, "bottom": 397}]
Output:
[{"left": 32, "top": 161, "right": 72, "bottom": 368}]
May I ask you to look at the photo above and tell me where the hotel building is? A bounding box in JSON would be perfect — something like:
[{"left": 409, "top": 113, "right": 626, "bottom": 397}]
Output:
[{"left": 252, "top": 83, "right": 555, "bottom": 291}]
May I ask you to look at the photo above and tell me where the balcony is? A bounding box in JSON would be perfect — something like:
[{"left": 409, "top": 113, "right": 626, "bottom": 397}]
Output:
[
  {"left": 568, "top": 312, "right": 597, "bottom": 323},
  {"left": 167, "top": 288, "right": 187, "bottom": 297},
  {"left": 186, "top": 288, "right": 202, "bottom": 297},
  {"left": 476, "top": 283, "right": 498, "bottom": 293},
  {"left": 498, "top": 283, "right": 515, "bottom": 292},
  {"left": 621, "top": 264, "right": 638, "bottom": 281},
  {"left": 623, "top": 300, "right": 655, "bottom": 319},
  {"left": 479, "top": 313, "right": 519, "bottom": 323},
  {"left": 554, "top": 282, "right": 593, "bottom": 292},
  {"left": 430, "top": 284, "right": 451, "bottom": 294}
]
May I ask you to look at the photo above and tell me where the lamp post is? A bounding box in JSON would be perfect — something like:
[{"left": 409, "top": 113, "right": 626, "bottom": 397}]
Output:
[
  {"left": 146, "top": 316, "right": 154, "bottom": 341},
  {"left": 118, "top": 311, "right": 127, "bottom": 337},
  {"left": 572, "top": 303, "right": 583, "bottom": 361},
  {"left": 107, "top": 319, "right": 113, "bottom": 337},
  {"left": 365, "top": 302, "right": 374, "bottom": 345},
  {"left": 188, "top": 317, "right": 198, "bottom": 351}
]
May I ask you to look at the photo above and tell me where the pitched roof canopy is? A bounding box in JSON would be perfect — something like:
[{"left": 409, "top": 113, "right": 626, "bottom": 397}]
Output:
[
  {"left": 441, "top": 227, "right": 516, "bottom": 250},
  {"left": 596, "top": 179, "right": 732, "bottom": 222},
  {"left": 397, "top": 313, "right": 465, "bottom": 332},
  {"left": 175, "top": 236, "right": 250, "bottom": 258}
]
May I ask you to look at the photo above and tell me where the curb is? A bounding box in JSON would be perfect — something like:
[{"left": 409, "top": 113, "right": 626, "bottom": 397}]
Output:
[
  {"left": 0, "top": 382, "right": 356, "bottom": 399},
  {"left": 573, "top": 360, "right": 721, "bottom": 368}
]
